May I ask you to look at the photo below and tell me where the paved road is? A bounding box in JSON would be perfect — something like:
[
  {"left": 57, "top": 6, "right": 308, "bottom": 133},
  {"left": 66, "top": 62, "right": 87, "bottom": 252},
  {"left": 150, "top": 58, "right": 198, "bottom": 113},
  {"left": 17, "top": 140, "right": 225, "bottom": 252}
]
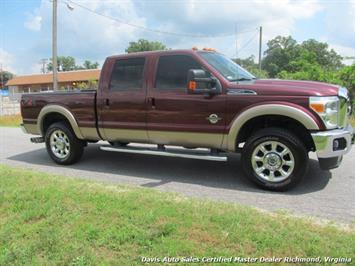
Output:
[{"left": 1, "top": 127, "right": 354, "bottom": 224}]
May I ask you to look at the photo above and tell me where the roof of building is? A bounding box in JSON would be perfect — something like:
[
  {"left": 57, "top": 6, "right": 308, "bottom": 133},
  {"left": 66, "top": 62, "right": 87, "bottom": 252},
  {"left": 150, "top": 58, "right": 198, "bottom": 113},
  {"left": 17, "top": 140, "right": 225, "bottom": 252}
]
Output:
[{"left": 6, "top": 69, "right": 101, "bottom": 86}]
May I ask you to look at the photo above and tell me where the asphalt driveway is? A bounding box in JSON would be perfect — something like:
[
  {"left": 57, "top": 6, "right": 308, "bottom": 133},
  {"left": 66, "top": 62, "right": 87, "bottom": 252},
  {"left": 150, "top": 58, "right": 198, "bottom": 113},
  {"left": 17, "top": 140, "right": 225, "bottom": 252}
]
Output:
[{"left": 1, "top": 127, "right": 354, "bottom": 224}]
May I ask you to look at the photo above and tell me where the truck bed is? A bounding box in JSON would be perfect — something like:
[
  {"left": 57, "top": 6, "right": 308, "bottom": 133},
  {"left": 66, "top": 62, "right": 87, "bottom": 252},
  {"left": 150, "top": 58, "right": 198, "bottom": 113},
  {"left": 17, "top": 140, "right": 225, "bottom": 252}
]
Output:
[{"left": 21, "top": 90, "right": 98, "bottom": 138}]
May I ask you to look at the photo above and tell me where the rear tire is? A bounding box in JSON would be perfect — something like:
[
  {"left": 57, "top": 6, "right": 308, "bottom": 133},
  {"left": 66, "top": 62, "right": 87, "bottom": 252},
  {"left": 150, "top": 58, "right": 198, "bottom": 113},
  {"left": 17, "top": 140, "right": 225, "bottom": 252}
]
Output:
[
  {"left": 45, "top": 122, "right": 84, "bottom": 165},
  {"left": 241, "top": 128, "right": 308, "bottom": 191}
]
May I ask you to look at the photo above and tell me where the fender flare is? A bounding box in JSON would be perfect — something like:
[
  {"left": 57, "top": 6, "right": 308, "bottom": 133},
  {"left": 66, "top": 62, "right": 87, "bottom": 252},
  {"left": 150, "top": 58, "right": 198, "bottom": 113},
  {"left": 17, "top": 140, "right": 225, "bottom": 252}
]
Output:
[
  {"left": 224, "top": 104, "right": 320, "bottom": 151},
  {"left": 37, "top": 105, "right": 84, "bottom": 139}
]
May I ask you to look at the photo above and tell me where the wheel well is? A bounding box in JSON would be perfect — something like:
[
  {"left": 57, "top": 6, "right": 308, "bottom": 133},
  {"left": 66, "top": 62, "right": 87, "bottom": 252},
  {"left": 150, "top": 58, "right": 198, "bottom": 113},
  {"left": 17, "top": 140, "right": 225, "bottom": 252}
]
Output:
[
  {"left": 236, "top": 115, "right": 315, "bottom": 152},
  {"left": 42, "top": 112, "right": 72, "bottom": 135}
]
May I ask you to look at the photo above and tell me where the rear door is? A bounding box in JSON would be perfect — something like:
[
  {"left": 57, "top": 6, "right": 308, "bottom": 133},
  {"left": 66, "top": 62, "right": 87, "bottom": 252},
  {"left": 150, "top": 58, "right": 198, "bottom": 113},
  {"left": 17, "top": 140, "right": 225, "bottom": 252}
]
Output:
[
  {"left": 146, "top": 53, "right": 226, "bottom": 149},
  {"left": 98, "top": 56, "right": 148, "bottom": 142}
]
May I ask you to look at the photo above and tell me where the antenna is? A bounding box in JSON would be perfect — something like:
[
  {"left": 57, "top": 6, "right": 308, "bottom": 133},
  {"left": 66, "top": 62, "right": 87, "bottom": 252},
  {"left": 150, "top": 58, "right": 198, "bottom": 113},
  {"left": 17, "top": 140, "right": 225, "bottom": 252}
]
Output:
[{"left": 235, "top": 22, "right": 239, "bottom": 82}]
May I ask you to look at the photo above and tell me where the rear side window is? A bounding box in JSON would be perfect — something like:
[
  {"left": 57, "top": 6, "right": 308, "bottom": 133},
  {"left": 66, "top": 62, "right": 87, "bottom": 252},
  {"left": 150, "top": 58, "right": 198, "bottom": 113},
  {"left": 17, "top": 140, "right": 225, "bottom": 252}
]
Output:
[
  {"left": 155, "top": 55, "right": 201, "bottom": 90},
  {"left": 110, "top": 58, "right": 145, "bottom": 91}
]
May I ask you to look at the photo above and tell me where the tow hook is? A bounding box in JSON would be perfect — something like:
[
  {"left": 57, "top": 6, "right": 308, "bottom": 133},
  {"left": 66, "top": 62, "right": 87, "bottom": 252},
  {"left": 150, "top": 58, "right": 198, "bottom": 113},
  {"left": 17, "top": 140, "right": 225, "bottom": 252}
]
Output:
[{"left": 30, "top": 137, "right": 44, "bottom": 143}]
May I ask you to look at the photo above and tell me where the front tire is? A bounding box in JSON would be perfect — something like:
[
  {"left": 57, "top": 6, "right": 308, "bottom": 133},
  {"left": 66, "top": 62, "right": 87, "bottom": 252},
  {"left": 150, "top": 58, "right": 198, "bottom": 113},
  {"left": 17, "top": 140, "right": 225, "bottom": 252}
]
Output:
[
  {"left": 45, "top": 122, "right": 84, "bottom": 165},
  {"left": 241, "top": 128, "right": 308, "bottom": 191}
]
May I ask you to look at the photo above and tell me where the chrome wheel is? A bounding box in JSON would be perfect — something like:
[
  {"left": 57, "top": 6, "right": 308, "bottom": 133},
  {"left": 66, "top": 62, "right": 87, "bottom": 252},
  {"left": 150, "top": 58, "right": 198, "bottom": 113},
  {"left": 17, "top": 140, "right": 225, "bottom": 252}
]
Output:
[
  {"left": 50, "top": 130, "right": 70, "bottom": 159},
  {"left": 251, "top": 140, "right": 295, "bottom": 182}
]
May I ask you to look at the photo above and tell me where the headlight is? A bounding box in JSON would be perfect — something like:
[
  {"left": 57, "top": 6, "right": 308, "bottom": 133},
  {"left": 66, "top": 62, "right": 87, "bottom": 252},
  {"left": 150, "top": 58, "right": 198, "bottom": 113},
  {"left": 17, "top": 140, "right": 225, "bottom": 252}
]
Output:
[{"left": 309, "top": 96, "right": 339, "bottom": 129}]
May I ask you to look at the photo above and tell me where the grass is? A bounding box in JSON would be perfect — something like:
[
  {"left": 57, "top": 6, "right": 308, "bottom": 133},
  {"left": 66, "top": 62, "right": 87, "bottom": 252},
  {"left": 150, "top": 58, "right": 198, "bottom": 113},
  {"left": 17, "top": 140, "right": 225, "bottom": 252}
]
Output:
[
  {"left": 0, "top": 114, "right": 22, "bottom": 127},
  {"left": 0, "top": 165, "right": 353, "bottom": 265},
  {"left": 349, "top": 116, "right": 355, "bottom": 127}
]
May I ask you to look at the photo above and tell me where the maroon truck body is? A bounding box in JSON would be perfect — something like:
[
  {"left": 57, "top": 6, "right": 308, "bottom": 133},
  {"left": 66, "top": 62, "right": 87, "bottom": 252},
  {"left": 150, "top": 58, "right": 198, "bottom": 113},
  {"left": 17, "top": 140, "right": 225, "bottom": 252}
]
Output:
[{"left": 20, "top": 49, "right": 353, "bottom": 191}]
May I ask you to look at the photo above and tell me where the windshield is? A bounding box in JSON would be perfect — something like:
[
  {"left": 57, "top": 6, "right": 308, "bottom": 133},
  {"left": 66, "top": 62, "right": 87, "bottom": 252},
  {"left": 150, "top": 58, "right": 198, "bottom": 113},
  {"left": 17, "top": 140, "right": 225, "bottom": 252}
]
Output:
[{"left": 198, "top": 51, "right": 256, "bottom": 81}]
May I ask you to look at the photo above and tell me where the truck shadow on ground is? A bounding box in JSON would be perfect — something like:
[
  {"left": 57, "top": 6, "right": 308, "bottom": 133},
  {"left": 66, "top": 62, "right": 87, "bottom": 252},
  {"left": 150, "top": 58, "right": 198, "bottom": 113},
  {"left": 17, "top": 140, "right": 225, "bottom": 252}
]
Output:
[{"left": 7, "top": 143, "right": 331, "bottom": 195}]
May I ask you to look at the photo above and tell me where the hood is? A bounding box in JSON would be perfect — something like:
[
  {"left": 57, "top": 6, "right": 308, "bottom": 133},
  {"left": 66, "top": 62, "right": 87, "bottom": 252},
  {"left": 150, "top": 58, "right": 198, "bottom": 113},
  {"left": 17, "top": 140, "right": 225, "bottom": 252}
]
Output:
[{"left": 229, "top": 79, "right": 340, "bottom": 96}]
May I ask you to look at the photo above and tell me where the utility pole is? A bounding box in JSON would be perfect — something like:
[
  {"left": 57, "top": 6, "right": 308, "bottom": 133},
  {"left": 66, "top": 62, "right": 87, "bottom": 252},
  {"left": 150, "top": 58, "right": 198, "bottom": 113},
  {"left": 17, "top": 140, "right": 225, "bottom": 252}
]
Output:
[
  {"left": 258, "top": 26, "right": 262, "bottom": 70},
  {"left": 52, "top": 0, "right": 58, "bottom": 90}
]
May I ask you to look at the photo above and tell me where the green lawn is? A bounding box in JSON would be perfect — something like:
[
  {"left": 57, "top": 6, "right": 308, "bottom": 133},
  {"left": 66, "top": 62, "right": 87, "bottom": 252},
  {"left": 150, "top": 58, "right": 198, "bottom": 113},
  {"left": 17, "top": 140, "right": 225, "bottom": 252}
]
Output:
[
  {"left": 0, "top": 164, "right": 353, "bottom": 265},
  {"left": 349, "top": 116, "right": 355, "bottom": 127},
  {"left": 0, "top": 114, "right": 22, "bottom": 127}
]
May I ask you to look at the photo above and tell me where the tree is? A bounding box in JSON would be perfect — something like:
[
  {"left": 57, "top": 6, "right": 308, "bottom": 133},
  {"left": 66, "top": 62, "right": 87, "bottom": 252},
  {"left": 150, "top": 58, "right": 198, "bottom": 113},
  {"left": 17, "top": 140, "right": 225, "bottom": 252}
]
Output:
[
  {"left": 300, "top": 39, "right": 343, "bottom": 70},
  {"left": 47, "top": 56, "right": 100, "bottom": 72},
  {"left": 47, "top": 56, "right": 76, "bottom": 72},
  {"left": 126, "top": 39, "right": 167, "bottom": 53},
  {"left": 233, "top": 56, "right": 268, "bottom": 78},
  {"left": 337, "top": 64, "right": 355, "bottom": 92},
  {"left": 262, "top": 36, "right": 300, "bottom": 77},
  {"left": 0, "top": 71, "right": 14, "bottom": 88},
  {"left": 262, "top": 36, "right": 344, "bottom": 78},
  {"left": 233, "top": 56, "right": 258, "bottom": 69},
  {"left": 82, "top": 60, "right": 99, "bottom": 69}
]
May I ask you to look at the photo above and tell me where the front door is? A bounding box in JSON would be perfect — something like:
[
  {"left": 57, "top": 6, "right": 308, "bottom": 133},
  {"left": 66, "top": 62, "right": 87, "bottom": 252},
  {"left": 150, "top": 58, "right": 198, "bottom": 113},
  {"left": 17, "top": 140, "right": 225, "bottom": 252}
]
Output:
[
  {"left": 98, "top": 56, "right": 148, "bottom": 143},
  {"left": 146, "top": 54, "right": 226, "bottom": 149}
]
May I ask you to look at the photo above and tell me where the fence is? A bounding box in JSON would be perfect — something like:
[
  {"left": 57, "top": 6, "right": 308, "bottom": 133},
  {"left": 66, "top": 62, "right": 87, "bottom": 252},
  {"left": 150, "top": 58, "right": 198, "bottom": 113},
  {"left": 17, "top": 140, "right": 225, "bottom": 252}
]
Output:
[{"left": 0, "top": 96, "right": 20, "bottom": 116}]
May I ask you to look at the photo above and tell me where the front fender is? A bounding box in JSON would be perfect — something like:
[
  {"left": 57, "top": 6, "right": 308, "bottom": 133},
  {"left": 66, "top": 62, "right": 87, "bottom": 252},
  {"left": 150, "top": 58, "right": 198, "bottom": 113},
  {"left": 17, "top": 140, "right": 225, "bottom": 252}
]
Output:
[{"left": 223, "top": 104, "right": 320, "bottom": 151}]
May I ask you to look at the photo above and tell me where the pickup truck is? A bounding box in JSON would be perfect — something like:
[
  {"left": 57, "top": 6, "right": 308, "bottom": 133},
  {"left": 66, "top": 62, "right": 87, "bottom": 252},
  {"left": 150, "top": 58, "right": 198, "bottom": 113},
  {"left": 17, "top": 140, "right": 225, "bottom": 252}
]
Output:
[{"left": 20, "top": 48, "right": 354, "bottom": 191}]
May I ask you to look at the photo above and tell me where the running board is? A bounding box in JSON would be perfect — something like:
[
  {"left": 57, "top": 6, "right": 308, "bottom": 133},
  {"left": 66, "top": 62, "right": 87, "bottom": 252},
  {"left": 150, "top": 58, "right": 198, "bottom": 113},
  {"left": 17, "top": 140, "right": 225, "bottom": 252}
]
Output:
[
  {"left": 30, "top": 137, "right": 44, "bottom": 143},
  {"left": 100, "top": 145, "right": 228, "bottom": 161}
]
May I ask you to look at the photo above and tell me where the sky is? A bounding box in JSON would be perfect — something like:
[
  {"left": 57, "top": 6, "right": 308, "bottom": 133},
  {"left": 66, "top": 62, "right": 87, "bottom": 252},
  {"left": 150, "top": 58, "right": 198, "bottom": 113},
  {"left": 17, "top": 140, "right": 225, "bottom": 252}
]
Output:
[{"left": 0, "top": 0, "right": 354, "bottom": 75}]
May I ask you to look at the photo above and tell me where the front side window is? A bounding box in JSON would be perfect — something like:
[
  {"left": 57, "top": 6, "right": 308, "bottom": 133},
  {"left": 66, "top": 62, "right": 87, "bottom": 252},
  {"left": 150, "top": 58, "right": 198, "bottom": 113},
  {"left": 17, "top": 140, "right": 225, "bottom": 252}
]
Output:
[
  {"left": 155, "top": 55, "right": 201, "bottom": 90},
  {"left": 110, "top": 58, "right": 145, "bottom": 91}
]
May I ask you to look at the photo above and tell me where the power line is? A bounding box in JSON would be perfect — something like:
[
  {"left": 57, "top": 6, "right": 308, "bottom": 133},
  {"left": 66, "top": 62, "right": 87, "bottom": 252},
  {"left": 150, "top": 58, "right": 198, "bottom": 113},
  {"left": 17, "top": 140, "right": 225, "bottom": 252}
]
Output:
[
  {"left": 237, "top": 30, "right": 259, "bottom": 55},
  {"left": 61, "top": 0, "right": 258, "bottom": 38}
]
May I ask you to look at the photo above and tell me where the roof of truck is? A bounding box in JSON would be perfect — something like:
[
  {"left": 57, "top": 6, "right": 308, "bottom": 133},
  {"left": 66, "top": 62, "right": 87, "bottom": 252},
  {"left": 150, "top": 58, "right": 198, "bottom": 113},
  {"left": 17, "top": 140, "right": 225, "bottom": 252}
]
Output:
[{"left": 107, "top": 48, "right": 215, "bottom": 59}]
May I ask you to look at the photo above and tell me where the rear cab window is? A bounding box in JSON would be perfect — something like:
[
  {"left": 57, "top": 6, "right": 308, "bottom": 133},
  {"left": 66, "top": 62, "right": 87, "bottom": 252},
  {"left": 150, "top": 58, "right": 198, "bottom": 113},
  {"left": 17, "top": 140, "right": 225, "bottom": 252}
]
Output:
[{"left": 110, "top": 57, "right": 146, "bottom": 91}]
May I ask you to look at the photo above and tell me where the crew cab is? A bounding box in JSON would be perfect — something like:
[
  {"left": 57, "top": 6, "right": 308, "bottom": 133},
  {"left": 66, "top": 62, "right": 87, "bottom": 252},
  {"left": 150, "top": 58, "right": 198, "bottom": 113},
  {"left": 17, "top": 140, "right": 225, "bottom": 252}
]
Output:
[{"left": 20, "top": 49, "right": 354, "bottom": 191}]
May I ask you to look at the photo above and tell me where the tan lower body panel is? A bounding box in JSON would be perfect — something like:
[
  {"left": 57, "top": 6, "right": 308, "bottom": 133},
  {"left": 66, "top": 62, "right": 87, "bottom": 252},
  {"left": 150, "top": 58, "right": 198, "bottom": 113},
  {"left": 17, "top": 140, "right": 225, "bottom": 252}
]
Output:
[
  {"left": 25, "top": 125, "right": 229, "bottom": 150},
  {"left": 148, "top": 131, "right": 224, "bottom": 149},
  {"left": 101, "top": 128, "right": 149, "bottom": 143},
  {"left": 23, "top": 123, "right": 40, "bottom": 135},
  {"left": 99, "top": 127, "right": 226, "bottom": 149},
  {"left": 79, "top": 127, "right": 101, "bottom": 140}
]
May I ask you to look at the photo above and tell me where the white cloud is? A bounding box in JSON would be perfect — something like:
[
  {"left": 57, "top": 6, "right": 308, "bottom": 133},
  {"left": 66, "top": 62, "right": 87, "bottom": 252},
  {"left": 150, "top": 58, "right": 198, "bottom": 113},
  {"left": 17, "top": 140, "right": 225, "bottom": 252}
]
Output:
[
  {"left": 329, "top": 44, "right": 355, "bottom": 65},
  {"left": 9, "top": 0, "right": 347, "bottom": 74},
  {"left": 0, "top": 48, "right": 15, "bottom": 73},
  {"left": 34, "top": 0, "right": 323, "bottom": 56},
  {"left": 24, "top": 14, "right": 42, "bottom": 31},
  {"left": 323, "top": 0, "right": 355, "bottom": 49}
]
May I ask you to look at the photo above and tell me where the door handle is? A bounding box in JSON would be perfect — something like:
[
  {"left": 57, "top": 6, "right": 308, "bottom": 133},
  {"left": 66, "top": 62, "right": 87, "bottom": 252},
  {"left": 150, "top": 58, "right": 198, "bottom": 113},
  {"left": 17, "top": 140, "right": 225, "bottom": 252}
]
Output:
[
  {"left": 104, "top": 98, "right": 110, "bottom": 108},
  {"left": 148, "top": 97, "right": 156, "bottom": 109}
]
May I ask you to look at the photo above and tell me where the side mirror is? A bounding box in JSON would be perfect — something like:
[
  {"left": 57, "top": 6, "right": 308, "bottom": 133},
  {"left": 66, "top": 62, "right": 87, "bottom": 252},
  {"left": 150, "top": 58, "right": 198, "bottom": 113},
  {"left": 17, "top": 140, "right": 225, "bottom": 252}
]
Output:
[{"left": 187, "top": 69, "right": 221, "bottom": 95}]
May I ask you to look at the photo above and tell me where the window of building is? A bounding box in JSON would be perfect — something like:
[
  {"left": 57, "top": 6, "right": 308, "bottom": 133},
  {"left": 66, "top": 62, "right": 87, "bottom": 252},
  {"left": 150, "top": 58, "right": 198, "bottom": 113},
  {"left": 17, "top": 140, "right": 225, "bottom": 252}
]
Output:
[
  {"left": 110, "top": 58, "right": 145, "bottom": 91},
  {"left": 155, "top": 55, "right": 201, "bottom": 90}
]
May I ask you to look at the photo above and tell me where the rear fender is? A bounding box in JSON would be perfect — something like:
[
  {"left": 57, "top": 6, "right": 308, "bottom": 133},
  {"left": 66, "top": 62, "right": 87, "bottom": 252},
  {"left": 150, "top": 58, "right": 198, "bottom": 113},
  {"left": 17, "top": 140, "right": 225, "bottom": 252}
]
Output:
[{"left": 37, "top": 105, "right": 84, "bottom": 139}]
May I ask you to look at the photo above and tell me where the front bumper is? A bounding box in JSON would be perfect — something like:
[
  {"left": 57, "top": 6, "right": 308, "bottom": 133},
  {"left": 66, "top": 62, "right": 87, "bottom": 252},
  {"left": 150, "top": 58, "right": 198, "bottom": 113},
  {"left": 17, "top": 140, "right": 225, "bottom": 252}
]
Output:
[{"left": 311, "top": 124, "right": 354, "bottom": 169}]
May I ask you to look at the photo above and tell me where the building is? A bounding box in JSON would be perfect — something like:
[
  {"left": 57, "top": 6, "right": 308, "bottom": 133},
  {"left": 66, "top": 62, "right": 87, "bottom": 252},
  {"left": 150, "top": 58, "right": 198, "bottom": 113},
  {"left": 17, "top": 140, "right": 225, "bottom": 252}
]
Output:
[{"left": 6, "top": 69, "right": 100, "bottom": 100}]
